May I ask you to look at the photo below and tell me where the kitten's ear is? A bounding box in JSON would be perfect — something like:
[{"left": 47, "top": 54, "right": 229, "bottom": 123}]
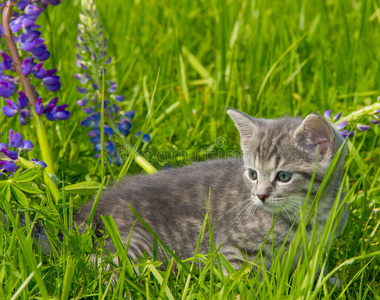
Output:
[
  {"left": 294, "top": 114, "right": 335, "bottom": 160},
  {"left": 227, "top": 108, "right": 258, "bottom": 148}
]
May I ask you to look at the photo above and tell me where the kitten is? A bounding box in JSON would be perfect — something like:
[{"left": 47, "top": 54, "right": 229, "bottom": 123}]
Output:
[{"left": 74, "top": 108, "right": 348, "bottom": 271}]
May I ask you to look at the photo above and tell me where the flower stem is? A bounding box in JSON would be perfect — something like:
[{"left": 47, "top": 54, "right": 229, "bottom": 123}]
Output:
[
  {"left": 30, "top": 109, "right": 55, "bottom": 175},
  {"left": 2, "top": 1, "right": 37, "bottom": 106},
  {"left": 100, "top": 70, "right": 105, "bottom": 178}
]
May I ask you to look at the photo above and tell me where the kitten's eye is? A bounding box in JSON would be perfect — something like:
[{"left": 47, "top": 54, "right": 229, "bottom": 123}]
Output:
[
  {"left": 276, "top": 171, "right": 292, "bottom": 182},
  {"left": 248, "top": 169, "right": 258, "bottom": 181}
]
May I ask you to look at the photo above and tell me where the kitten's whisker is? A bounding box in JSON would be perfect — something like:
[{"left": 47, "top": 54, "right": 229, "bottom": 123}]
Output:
[
  {"left": 229, "top": 201, "right": 253, "bottom": 232},
  {"left": 240, "top": 203, "right": 253, "bottom": 223},
  {"left": 247, "top": 205, "right": 257, "bottom": 225},
  {"left": 217, "top": 199, "right": 251, "bottom": 221}
]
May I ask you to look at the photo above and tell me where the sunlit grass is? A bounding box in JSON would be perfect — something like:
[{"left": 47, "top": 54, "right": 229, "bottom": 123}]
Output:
[{"left": 0, "top": 0, "right": 379, "bottom": 298}]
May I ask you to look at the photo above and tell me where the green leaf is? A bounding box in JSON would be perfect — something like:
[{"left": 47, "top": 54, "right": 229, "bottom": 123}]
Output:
[
  {"left": 64, "top": 181, "right": 102, "bottom": 195},
  {"left": 10, "top": 185, "right": 28, "bottom": 207},
  {"left": 0, "top": 182, "right": 11, "bottom": 202},
  {"left": 101, "top": 215, "right": 136, "bottom": 279},
  {"left": 147, "top": 261, "right": 175, "bottom": 300},
  {"left": 12, "top": 168, "right": 42, "bottom": 183},
  {"left": 13, "top": 182, "right": 43, "bottom": 194}
]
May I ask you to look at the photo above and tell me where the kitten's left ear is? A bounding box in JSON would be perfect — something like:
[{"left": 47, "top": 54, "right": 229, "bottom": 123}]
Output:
[
  {"left": 227, "top": 108, "right": 258, "bottom": 149},
  {"left": 294, "top": 114, "right": 335, "bottom": 161}
]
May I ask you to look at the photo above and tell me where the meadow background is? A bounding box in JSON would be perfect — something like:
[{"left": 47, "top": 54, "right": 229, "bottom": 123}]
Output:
[{"left": 1, "top": 0, "right": 379, "bottom": 298}]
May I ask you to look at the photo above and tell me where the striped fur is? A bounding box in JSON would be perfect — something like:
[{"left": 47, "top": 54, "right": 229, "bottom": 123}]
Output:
[{"left": 73, "top": 109, "right": 348, "bottom": 271}]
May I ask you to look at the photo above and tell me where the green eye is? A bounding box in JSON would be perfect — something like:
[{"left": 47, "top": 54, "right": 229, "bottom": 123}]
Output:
[
  {"left": 277, "top": 171, "right": 292, "bottom": 182},
  {"left": 248, "top": 169, "right": 258, "bottom": 180}
]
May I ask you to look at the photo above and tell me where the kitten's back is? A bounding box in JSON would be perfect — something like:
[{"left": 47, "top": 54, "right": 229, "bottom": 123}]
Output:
[{"left": 75, "top": 158, "right": 248, "bottom": 260}]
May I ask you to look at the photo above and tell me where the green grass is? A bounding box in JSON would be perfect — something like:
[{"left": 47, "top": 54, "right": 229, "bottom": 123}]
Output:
[{"left": 1, "top": 0, "right": 380, "bottom": 298}]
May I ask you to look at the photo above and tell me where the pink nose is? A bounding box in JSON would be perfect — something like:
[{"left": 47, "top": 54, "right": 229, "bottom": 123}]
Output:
[{"left": 257, "top": 194, "right": 269, "bottom": 202}]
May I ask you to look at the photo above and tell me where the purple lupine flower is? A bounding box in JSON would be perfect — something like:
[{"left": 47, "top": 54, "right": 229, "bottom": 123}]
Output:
[
  {"left": 340, "top": 130, "right": 354, "bottom": 138},
  {"left": 83, "top": 106, "right": 94, "bottom": 114},
  {"left": 104, "top": 125, "right": 114, "bottom": 136},
  {"left": 0, "top": 129, "right": 46, "bottom": 175},
  {"left": 77, "top": 98, "right": 89, "bottom": 107},
  {"left": 115, "top": 95, "right": 125, "bottom": 102},
  {"left": 19, "top": 110, "right": 30, "bottom": 125},
  {"left": 0, "top": 161, "right": 18, "bottom": 173},
  {"left": 333, "top": 112, "right": 342, "bottom": 121},
  {"left": 324, "top": 97, "right": 380, "bottom": 139},
  {"left": 2, "top": 95, "right": 31, "bottom": 125},
  {"left": 2, "top": 99, "right": 19, "bottom": 117},
  {"left": 1, "top": 149, "right": 18, "bottom": 160},
  {"left": 357, "top": 125, "right": 370, "bottom": 131},
  {"left": 42, "top": 75, "right": 60, "bottom": 92},
  {"left": 136, "top": 131, "right": 151, "bottom": 143},
  {"left": 0, "top": 80, "right": 16, "bottom": 97},
  {"left": 118, "top": 118, "right": 132, "bottom": 136},
  {"left": 31, "top": 159, "right": 47, "bottom": 168},
  {"left": 74, "top": 0, "right": 151, "bottom": 165},
  {"left": 20, "top": 140, "right": 33, "bottom": 151},
  {"left": 325, "top": 110, "right": 352, "bottom": 138},
  {"left": 35, "top": 97, "right": 44, "bottom": 115},
  {"left": 17, "top": 1, "right": 31, "bottom": 11},
  {"left": 11, "top": 131, "right": 23, "bottom": 148},
  {"left": 108, "top": 82, "right": 116, "bottom": 93},
  {"left": 25, "top": 4, "right": 44, "bottom": 19},
  {"left": 1, "top": 53, "right": 13, "bottom": 70},
  {"left": 324, "top": 110, "right": 332, "bottom": 119},
  {"left": 17, "top": 91, "right": 29, "bottom": 108},
  {"left": 0, "top": 1, "right": 70, "bottom": 125},
  {"left": 335, "top": 120, "right": 347, "bottom": 130},
  {"left": 54, "top": 104, "right": 71, "bottom": 120},
  {"left": 77, "top": 86, "right": 88, "bottom": 94},
  {"left": 124, "top": 111, "right": 135, "bottom": 120}
]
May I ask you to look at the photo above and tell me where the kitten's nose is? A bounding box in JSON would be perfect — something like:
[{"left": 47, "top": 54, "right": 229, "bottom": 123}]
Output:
[{"left": 257, "top": 194, "right": 269, "bottom": 202}]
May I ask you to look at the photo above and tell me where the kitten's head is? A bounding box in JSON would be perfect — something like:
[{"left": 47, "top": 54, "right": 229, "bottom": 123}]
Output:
[{"left": 227, "top": 108, "right": 346, "bottom": 213}]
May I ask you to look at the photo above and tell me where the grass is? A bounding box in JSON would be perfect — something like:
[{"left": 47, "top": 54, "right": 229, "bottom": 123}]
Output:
[{"left": 0, "top": 0, "right": 380, "bottom": 298}]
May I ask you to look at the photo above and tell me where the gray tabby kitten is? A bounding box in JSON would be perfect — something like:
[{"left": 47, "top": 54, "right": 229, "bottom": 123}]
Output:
[{"left": 74, "top": 108, "right": 348, "bottom": 271}]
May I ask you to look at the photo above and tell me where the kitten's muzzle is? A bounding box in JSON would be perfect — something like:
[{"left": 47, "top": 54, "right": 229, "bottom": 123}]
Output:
[{"left": 257, "top": 194, "right": 270, "bottom": 202}]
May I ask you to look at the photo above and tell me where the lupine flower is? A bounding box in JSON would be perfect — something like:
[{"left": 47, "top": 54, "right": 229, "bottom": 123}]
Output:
[
  {"left": 324, "top": 110, "right": 353, "bottom": 137},
  {"left": 324, "top": 97, "right": 380, "bottom": 138},
  {"left": 2, "top": 91, "right": 31, "bottom": 124},
  {"left": 31, "top": 158, "right": 47, "bottom": 168},
  {"left": 0, "top": 0, "right": 69, "bottom": 124},
  {"left": 75, "top": 0, "right": 150, "bottom": 165},
  {"left": 136, "top": 131, "right": 151, "bottom": 143},
  {"left": 0, "top": 129, "right": 46, "bottom": 176}
]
